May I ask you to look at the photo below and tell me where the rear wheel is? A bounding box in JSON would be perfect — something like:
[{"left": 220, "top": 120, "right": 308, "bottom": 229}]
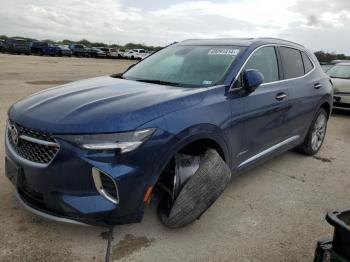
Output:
[{"left": 296, "top": 108, "right": 328, "bottom": 155}]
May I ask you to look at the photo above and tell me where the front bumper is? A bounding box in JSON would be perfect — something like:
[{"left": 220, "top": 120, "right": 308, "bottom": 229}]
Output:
[
  {"left": 16, "top": 190, "right": 90, "bottom": 226},
  {"left": 5, "top": 124, "right": 172, "bottom": 226}
]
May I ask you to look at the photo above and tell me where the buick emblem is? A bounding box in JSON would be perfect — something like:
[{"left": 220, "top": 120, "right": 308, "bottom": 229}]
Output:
[{"left": 10, "top": 125, "right": 19, "bottom": 146}]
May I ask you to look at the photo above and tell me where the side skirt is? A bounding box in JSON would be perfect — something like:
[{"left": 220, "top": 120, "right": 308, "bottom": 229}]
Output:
[{"left": 237, "top": 135, "right": 300, "bottom": 169}]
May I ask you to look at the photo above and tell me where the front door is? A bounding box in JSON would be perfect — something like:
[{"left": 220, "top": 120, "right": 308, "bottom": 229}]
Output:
[{"left": 235, "top": 46, "right": 290, "bottom": 167}]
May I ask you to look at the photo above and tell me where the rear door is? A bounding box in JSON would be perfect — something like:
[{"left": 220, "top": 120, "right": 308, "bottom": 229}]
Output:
[
  {"left": 278, "top": 47, "right": 321, "bottom": 138},
  {"left": 237, "top": 46, "right": 290, "bottom": 167}
]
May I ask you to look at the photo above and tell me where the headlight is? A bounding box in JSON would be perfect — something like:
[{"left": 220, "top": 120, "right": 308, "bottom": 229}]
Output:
[{"left": 56, "top": 128, "right": 155, "bottom": 153}]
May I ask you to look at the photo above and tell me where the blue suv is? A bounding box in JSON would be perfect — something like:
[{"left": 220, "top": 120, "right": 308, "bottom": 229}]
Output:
[{"left": 5, "top": 38, "right": 332, "bottom": 227}]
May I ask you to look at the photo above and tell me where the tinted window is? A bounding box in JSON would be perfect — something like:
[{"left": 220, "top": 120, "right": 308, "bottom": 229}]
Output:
[
  {"left": 244, "top": 46, "right": 279, "bottom": 83},
  {"left": 302, "top": 52, "right": 314, "bottom": 73},
  {"left": 280, "top": 47, "right": 304, "bottom": 79}
]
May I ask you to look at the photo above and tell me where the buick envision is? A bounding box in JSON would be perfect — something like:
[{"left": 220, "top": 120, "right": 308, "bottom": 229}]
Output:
[{"left": 5, "top": 38, "right": 332, "bottom": 227}]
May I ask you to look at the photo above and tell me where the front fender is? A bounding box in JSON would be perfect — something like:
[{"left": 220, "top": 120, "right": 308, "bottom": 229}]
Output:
[{"left": 149, "top": 123, "right": 231, "bottom": 188}]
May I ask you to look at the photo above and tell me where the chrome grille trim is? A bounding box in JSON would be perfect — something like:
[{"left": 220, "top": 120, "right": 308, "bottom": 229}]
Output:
[
  {"left": 6, "top": 120, "right": 60, "bottom": 166},
  {"left": 19, "top": 134, "right": 59, "bottom": 147}
]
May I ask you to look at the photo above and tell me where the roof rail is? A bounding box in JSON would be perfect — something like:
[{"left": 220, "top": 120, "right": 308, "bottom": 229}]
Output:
[
  {"left": 182, "top": 38, "right": 254, "bottom": 41},
  {"left": 256, "top": 37, "right": 304, "bottom": 47}
]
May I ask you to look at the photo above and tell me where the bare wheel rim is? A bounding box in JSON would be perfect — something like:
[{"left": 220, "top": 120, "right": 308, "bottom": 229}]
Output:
[{"left": 311, "top": 113, "right": 326, "bottom": 152}]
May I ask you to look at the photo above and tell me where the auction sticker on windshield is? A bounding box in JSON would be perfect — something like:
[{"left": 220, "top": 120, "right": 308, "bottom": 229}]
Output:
[{"left": 208, "top": 49, "right": 240, "bottom": 56}]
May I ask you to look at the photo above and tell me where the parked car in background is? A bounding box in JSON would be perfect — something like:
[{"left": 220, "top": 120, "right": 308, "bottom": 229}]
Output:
[
  {"left": 95, "top": 48, "right": 120, "bottom": 58},
  {"left": 0, "top": 39, "right": 4, "bottom": 52},
  {"left": 69, "top": 44, "right": 88, "bottom": 57},
  {"left": 124, "top": 49, "right": 149, "bottom": 60},
  {"left": 331, "top": 60, "right": 350, "bottom": 64},
  {"left": 54, "top": 45, "right": 72, "bottom": 57},
  {"left": 87, "top": 47, "right": 107, "bottom": 58},
  {"left": 327, "top": 62, "right": 350, "bottom": 109},
  {"left": 3, "top": 38, "right": 31, "bottom": 55},
  {"left": 320, "top": 63, "right": 333, "bottom": 72},
  {"left": 118, "top": 49, "right": 128, "bottom": 58},
  {"left": 107, "top": 48, "right": 120, "bottom": 58},
  {"left": 5, "top": 38, "right": 332, "bottom": 227},
  {"left": 30, "top": 41, "right": 51, "bottom": 55}
]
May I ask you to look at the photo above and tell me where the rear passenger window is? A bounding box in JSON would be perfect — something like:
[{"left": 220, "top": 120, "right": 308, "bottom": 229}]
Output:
[
  {"left": 244, "top": 46, "right": 279, "bottom": 83},
  {"left": 301, "top": 52, "right": 314, "bottom": 73},
  {"left": 279, "top": 47, "right": 304, "bottom": 79}
]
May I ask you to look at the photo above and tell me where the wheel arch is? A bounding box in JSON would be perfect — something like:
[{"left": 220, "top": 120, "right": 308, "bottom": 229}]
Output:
[
  {"left": 320, "top": 100, "right": 332, "bottom": 119},
  {"left": 153, "top": 125, "right": 231, "bottom": 188}
]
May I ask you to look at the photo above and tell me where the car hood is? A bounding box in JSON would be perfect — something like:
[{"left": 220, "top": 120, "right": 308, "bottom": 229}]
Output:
[
  {"left": 9, "top": 76, "right": 205, "bottom": 134},
  {"left": 332, "top": 78, "right": 350, "bottom": 94}
]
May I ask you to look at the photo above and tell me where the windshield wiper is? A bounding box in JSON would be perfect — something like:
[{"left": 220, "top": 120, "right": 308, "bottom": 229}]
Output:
[{"left": 135, "top": 79, "right": 183, "bottom": 87}]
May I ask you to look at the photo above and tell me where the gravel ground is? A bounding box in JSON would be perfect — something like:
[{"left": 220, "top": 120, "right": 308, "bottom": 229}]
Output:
[{"left": 0, "top": 53, "right": 349, "bottom": 262}]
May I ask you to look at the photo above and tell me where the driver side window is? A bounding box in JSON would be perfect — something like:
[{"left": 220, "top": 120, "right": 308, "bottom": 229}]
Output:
[{"left": 244, "top": 47, "right": 279, "bottom": 84}]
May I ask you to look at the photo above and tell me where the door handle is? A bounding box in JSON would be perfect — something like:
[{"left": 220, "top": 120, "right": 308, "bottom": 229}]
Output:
[
  {"left": 314, "top": 83, "right": 322, "bottom": 89},
  {"left": 275, "top": 92, "right": 287, "bottom": 101}
]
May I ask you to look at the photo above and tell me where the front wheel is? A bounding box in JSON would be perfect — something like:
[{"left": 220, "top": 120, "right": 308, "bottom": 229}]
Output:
[
  {"left": 296, "top": 108, "right": 328, "bottom": 155},
  {"left": 157, "top": 149, "right": 231, "bottom": 228}
]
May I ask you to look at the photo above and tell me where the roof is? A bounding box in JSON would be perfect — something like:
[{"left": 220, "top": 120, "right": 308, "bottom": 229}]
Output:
[{"left": 179, "top": 38, "right": 304, "bottom": 49}]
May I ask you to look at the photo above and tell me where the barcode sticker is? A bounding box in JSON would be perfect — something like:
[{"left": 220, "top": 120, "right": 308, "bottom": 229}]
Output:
[{"left": 208, "top": 49, "right": 240, "bottom": 56}]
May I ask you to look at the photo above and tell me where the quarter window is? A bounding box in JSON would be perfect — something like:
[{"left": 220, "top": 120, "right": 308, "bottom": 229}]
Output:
[
  {"left": 301, "top": 52, "right": 314, "bottom": 73},
  {"left": 279, "top": 47, "right": 304, "bottom": 79},
  {"left": 244, "top": 47, "right": 279, "bottom": 83}
]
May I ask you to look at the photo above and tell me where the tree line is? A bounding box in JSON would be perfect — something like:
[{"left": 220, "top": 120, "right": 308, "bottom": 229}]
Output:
[{"left": 314, "top": 51, "right": 350, "bottom": 63}]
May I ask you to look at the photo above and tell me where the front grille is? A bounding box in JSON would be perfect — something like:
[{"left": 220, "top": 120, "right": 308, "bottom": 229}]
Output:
[
  {"left": 7, "top": 120, "right": 59, "bottom": 164},
  {"left": 100, "top": 173, "right": 119, "bottom": 200}
]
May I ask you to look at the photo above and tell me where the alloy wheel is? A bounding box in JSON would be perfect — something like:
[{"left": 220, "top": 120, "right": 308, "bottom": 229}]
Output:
[{"left": 311, "top": 113, "right": 326, "bottom": 152}]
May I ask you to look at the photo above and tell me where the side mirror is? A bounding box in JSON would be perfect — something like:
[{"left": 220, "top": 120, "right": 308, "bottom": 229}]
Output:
[{"left": 243, "top": 69, "right": 264, "bottom": 91}]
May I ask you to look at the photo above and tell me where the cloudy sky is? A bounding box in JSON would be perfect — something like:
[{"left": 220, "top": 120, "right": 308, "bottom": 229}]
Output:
[{"left": 1, "top": 0, "right": 349, "bottom": 53}]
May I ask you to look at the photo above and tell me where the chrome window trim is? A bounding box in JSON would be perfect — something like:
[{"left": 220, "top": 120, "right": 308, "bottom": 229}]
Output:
[
  {"left": 92, "top": 167, "right": 119, "bottom": 204},
  {"left": 238, "top": 135, "right": 300, "bottom": 168},
  {"left": 229, "top": 44, "right": 316, "bottom": 91}
]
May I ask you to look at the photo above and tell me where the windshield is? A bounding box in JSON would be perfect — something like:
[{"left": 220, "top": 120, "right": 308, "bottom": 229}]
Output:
[
  {"left": 123, "top": 45, "right": 243, "bottom": 87},
  {"left": 327, "top": 65, "right": 350, "bottom": 79}
]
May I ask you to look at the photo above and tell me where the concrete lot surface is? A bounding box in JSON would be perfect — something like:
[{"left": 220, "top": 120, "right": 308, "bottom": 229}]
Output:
[{"left": 0, "top": 53, "right": 349, "bottom": 262}]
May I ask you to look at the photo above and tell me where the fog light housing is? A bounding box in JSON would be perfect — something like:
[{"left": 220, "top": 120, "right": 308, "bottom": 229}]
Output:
[{"left": 92, "top": 167, "right": 119, "bottom": 204}]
